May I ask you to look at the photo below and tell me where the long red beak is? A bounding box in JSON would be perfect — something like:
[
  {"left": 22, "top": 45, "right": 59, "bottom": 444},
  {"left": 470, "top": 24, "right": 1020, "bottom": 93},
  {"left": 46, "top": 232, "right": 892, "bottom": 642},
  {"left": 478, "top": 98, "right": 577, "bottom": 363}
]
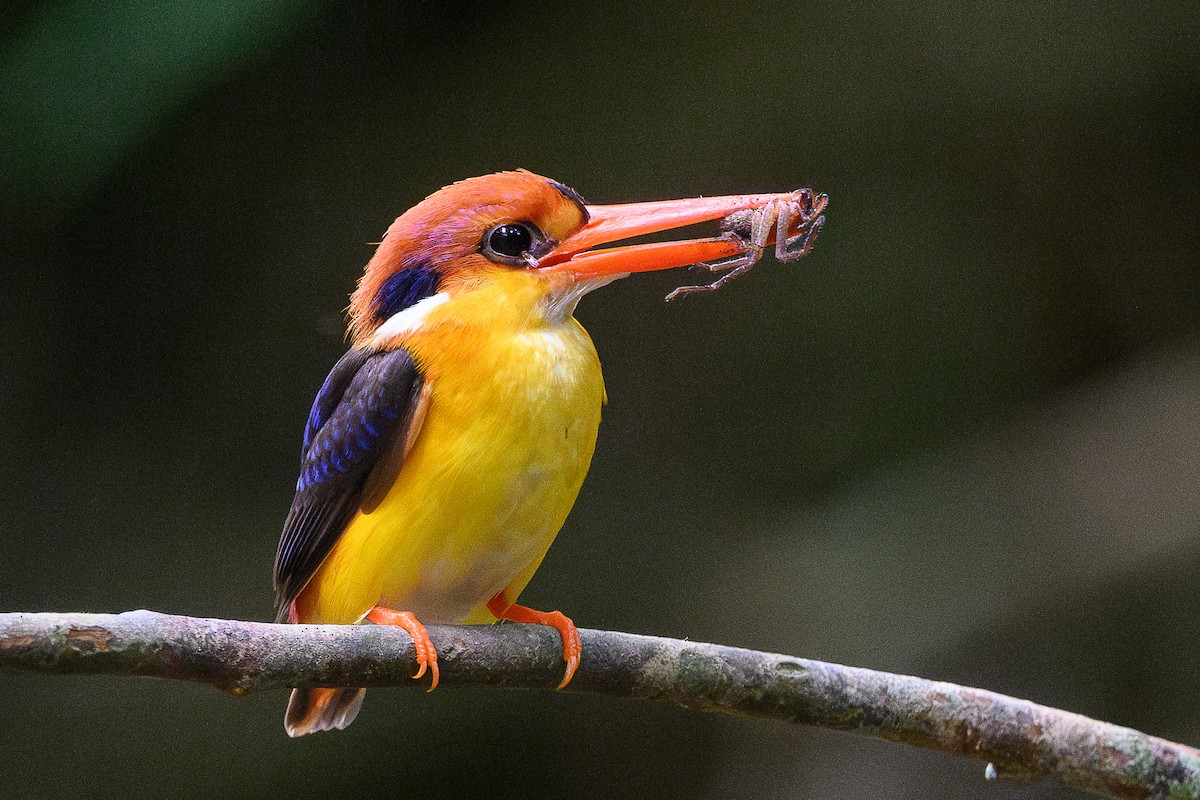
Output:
[{"left": 538, "top": 190, "right": 815, "bottom": 280}]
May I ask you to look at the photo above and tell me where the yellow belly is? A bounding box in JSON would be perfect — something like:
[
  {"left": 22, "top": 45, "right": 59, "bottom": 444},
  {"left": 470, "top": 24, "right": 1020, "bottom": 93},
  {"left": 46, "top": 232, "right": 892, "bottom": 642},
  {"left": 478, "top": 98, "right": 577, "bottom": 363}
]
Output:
[{"left": 297, "top": 317, "right": 604, "bottom": 626}]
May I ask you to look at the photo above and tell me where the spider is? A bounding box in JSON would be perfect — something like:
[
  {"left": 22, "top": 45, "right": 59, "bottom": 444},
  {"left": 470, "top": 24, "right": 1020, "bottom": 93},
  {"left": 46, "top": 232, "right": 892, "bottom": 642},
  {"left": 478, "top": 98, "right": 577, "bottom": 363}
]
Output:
[{"left": 666, "top": 188, "right": 828, "bottom": 301}]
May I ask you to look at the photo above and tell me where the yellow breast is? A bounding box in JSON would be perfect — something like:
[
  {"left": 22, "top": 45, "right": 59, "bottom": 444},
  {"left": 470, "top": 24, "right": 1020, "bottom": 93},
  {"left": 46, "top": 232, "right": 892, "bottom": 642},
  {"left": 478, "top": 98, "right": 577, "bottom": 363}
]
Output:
[{"left": 298, "top": 271, "right": 605, "bottom": 625}]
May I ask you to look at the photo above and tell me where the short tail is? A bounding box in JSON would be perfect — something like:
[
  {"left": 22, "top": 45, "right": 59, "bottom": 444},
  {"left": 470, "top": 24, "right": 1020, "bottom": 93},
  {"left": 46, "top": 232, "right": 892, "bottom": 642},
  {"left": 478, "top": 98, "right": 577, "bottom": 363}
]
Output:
[{"left": 284, "top": 687, "right": 366, "bottom": 737}]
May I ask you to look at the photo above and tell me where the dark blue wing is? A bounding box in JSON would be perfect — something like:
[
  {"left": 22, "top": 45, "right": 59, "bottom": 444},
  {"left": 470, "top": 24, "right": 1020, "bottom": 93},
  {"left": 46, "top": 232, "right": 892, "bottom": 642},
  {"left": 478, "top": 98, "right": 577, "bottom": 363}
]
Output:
[
  {"left": 273, "top": 346, "right": 424, "bottom": 619},
  {"left": 300, "top": 347, "right": 372, "bottom": 454}
]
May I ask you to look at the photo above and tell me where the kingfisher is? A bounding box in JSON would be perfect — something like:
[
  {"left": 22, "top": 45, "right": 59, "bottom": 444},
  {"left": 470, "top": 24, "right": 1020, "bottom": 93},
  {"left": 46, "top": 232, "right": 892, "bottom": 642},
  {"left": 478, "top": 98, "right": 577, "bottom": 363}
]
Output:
[{"left": 273, "top": 170, "right": 825, "bottom": 736}]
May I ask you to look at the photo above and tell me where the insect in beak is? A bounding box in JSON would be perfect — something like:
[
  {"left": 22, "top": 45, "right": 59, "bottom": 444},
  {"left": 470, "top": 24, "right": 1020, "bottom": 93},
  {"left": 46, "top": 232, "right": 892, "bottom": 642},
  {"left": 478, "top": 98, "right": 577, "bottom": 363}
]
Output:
[{"left": 537, "top": 188, "right": 827, "bottom": 299}]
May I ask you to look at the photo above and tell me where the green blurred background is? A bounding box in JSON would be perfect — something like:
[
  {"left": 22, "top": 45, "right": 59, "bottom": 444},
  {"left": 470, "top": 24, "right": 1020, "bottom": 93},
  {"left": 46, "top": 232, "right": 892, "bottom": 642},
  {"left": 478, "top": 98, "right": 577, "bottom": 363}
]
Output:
[{"left": 2, "top": 2, "right": 1197, "bottom": 798}]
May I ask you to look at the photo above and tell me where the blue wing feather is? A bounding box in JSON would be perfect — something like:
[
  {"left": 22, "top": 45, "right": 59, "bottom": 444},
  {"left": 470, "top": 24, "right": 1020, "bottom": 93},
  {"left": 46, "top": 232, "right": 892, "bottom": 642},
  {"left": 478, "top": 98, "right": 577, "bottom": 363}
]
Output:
[
  {"left": 301, "top": 348, "right": 372, "bottom": 453},
  {"left": 273, "top": 346, "right": 424, "bottom": 618}
]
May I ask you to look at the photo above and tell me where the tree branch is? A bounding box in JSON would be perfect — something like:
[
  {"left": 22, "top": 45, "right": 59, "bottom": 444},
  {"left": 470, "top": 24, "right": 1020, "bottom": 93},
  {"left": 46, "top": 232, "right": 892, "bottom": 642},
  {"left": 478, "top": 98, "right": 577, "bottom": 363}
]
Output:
[{"left": 1, "top": 611, "right": 1196, "bottom": 799}]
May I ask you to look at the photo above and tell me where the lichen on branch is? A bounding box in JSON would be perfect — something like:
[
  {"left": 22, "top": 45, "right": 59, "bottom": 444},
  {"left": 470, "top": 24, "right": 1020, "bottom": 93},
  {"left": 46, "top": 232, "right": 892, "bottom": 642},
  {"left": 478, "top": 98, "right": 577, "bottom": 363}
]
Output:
[{"left": 1, "top": 610, "right": 1196, "bottom": 800}]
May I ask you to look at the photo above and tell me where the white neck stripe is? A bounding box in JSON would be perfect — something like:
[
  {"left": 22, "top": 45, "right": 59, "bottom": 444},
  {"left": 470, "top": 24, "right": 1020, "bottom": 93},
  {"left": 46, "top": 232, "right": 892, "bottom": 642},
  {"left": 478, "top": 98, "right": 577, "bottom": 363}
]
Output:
[{"left": 369, "top": 292, "right": 450, "bottom": 344}]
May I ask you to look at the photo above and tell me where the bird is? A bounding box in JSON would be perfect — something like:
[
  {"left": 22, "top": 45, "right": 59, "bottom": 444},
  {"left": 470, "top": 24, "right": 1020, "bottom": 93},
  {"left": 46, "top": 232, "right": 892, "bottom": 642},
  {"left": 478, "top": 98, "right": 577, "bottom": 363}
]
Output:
[{"left": 272, "top": 170, "right": 823, "bottom": 736}]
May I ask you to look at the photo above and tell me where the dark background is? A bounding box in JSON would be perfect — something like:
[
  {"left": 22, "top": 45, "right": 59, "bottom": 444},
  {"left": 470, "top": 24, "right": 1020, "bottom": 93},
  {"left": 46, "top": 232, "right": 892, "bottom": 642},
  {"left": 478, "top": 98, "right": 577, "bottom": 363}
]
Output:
[{"left": 2, "top": 2, "right": 1198, "bottom": 798}]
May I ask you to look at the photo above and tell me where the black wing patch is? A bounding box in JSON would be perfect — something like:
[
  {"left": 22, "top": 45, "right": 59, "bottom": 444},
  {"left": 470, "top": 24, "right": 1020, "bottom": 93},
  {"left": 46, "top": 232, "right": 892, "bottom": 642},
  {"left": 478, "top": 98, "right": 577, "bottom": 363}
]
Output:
[{"left": 273, "top": 346, "right": 424, "bottom": 620}]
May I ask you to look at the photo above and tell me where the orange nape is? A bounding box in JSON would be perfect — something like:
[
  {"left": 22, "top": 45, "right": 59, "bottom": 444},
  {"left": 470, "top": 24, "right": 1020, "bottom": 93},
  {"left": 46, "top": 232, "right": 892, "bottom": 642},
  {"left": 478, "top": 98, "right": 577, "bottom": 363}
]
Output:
[
  {"left": 366, "top": 606, "right": 439, "bottom": 691},
  {"left": 487, "top": 593, "right": 582, "bottom": 689}
]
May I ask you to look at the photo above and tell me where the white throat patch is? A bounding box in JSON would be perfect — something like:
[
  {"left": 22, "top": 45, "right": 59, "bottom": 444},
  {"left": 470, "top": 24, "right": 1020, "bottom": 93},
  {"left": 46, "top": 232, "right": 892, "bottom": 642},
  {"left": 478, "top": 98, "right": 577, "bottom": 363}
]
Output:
[
  {"left": 369, "top": 292, "right": 450, "bottom": 345},
  {"left": 542, "top": 274, "right": 627, "bottom": 321}
]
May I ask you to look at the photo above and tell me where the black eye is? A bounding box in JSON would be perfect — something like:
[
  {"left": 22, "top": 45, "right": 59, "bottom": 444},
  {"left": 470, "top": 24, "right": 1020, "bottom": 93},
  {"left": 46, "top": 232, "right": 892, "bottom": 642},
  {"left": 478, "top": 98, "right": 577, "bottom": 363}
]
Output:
[{"left": 483, "top": 223, "right": 536, "bottom": 263}]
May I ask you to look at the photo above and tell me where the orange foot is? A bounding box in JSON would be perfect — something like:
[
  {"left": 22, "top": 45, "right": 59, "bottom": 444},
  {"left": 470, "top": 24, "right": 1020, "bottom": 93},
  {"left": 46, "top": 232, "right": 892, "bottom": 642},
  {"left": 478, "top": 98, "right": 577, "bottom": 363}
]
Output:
[
  {"left": 487, "top": 595, "right": 581, "bottom": 689},
  {"left": 366, "top": 606, "right": 439, "bottom": 691}
]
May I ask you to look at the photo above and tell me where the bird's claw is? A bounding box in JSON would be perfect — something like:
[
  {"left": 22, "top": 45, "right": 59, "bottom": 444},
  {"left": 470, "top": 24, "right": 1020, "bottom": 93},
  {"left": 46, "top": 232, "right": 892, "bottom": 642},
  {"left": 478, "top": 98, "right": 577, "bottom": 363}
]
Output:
[
  {"left": 487, "top": 596, "right": 581, "bottom": 689},
  {"left": 366, "top": 605, "right": 440, "bottom": 691}
]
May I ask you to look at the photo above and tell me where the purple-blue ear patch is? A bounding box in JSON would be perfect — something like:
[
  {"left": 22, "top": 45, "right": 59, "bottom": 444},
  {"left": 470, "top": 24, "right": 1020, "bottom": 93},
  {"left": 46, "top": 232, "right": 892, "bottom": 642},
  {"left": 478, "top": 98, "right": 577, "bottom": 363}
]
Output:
[{"left": 371, "top": 261, "right": 440, "bottom": 326}]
